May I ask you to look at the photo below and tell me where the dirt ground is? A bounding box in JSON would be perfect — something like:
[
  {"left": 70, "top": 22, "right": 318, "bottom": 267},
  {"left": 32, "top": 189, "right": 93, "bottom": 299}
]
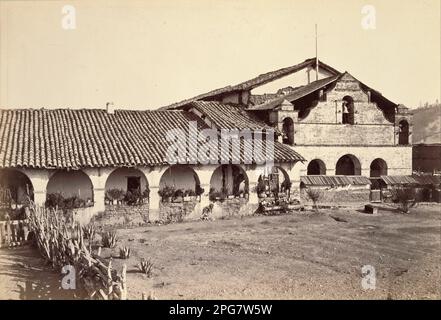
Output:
[{"left": 0, "top": 204, "right": 440, "bottom": 300}]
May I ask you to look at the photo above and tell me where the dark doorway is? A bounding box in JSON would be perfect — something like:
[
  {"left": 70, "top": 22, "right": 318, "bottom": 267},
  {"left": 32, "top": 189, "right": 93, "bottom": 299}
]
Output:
[
  {"left": 336, "top": 155, "right": 361, "bottom": 175},
  {"left": 398, "top": 120, "right": 409, "bottom": 145},
  {"left": 342, "top": 96, "right": 354, "bottom": 125},
  {"left": 307, "top": 159, "right": 326, "bottom": 175},
  {"left": 370, "top": 158, "right": 388, "bottom": 177},
  {"left": 127, "top": 176, "right": 141, "bottom": 193},
  {"left": 282, "top": 117, "right": 294, "bottom": 146}
]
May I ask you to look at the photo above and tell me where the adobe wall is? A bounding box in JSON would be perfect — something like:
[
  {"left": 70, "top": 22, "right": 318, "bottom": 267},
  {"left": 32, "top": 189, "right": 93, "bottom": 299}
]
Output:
[
  {"left": 294, "top": 145, "right": 412, "bottom": 176},
  {"left": 300, "top": 185, "right": 371, "bottom": 204},
  {"left": 294, "top": 73, "right": 397, "bottom": 146}
]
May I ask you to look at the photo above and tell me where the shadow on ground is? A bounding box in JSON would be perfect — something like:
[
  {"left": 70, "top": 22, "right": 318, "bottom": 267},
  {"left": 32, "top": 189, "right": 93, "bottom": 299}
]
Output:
[{"left": 0, "top": 246, "right": 81, "bottom": 300}]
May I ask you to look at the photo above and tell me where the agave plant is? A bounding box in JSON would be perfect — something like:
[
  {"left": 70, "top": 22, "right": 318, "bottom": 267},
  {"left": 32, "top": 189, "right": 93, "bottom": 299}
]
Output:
[
  {"left": 82, "top": 224, "right": 96, "bottom": 241},
  {"left": 102, "top": 231, "right": 118, "bottom": 248},
  {"left": 138, "top": 258, "right": 153, "bottom": 277},
  {"left": 119, "top": 246, "right": 131, "bottom": 259}
]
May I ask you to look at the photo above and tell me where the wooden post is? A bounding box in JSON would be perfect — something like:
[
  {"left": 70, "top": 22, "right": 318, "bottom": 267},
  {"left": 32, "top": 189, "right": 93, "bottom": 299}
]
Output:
[
  {"left": 0, "top": 222, "right": 4, "bottom": 248},
  {"left": 4, "top": 220, "right": 11, "bottom": 246}
]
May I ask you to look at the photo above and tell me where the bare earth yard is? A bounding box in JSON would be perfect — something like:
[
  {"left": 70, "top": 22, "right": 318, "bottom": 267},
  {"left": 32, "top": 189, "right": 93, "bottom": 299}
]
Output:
[{"left": 1, "top": 205, "right": 440, "bottom": 299}]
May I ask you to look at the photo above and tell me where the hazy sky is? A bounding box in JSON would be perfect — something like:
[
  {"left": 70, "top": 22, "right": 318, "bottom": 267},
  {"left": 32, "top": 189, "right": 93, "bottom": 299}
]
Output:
[{"left": 0, "top": 0, "right": 440, "bottom": 110}]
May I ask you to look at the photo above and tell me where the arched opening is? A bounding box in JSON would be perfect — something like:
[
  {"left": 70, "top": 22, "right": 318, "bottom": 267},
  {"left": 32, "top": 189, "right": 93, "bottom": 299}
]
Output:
[
  {"left": 0, "top": 169, "right": 34, "bottom": 208},
  {"left": 256, "top": 166, "right": 291, "bottom": 198},
  {"left": 398, "top": 120, "right": 409, "bottom": 145},
  {"left": 342, "top": 96, "right": 354, "bottom": 125},
  {"left": 282, "top": 117, "right": 294, "bottom": 146},
  {"left": 159, "top": 165, "right": 201, "bottom": 201},
  {"left": 46, "top": 170, "right": 93, "bottom": 208},
  {"left": 335, "top": 154, "right": 361, "bottom": 175},
  {"left": 307, "top": 159, "right": 327, "bottom": 175},
  {"left": 209, "top": 164, "right": 249, "bottom": 200},
  {"left": 370, "top": 158, "right": 388, "bottom": 177},
  {"left": 105, "top": 168, "right": 149, "bottom": 205}
]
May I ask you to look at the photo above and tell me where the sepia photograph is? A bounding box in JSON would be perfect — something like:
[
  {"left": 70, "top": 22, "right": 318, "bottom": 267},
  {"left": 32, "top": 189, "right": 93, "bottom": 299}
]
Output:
[{"left": 0, "top": 0, "right": 440, "bottom": 308}]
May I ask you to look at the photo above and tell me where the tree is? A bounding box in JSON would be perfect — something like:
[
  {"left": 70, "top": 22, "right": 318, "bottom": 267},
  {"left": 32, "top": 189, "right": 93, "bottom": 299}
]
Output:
[
  {"left": 305, "top": 188, "right": 322, "bottom": 213},
  {"left": 390, "top": 187, "right": 419, "bottom": 213}
]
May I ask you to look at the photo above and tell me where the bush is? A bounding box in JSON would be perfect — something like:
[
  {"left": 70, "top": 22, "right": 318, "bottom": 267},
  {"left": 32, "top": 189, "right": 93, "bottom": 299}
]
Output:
[
  {"left": 45, "top": 193, "right": 65, "bottom": 209},
  {"left": 158, "top": 186, "right": 175, "bottom": 202},
  {"left": 124, "top": 189, "right": 142, "bottom": 205},
  {"left": 173, "top": 189, "right": 184, "bottom": 198},
  {"left": 46, "top": 193, "right": 85, "bottom": 210},
  {"left": 105, "top": 188, "right": 125, "bottom": 203},
  {"left": 184, "top": 189, "right": 196, "bottom": 197},
  {"left": 305, "top": 188, "right": 322, "bottom": 213},
  {"left": 390, "top": 187, "right": 419, "bottom": 213}
]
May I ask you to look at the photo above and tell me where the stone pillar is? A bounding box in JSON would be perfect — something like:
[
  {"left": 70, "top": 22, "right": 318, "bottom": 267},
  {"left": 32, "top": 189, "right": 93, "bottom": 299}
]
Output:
[
  {"left": 194, "top": 166, "right": 214, "bottom": 210},
  {"left": 143, "top": 167, "right": 166, "bottom": 222},
  {"left": 286, "top": 161, "right": 305, "bottom": 201},
  {"left": 149, "top": 186, "right": 161, "bottom": 221},
  {"left": 245, "top": 166, "right": 262, "bottom": 206},
  {"left": 84, "top": 167, "right": 113, "bottom": 215},
  {"left": 20, "top": 169, "right": 50, "bottom": 207}
]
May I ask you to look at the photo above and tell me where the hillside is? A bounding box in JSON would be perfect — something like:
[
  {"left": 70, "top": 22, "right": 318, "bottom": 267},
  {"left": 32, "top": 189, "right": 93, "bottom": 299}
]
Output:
[{"left": 412, "top": 104, "right": 441, "bottom": 144}]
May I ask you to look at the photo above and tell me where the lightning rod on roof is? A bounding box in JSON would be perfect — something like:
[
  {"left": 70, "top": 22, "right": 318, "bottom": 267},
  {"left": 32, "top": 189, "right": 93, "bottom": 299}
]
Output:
[{"left": 315, "top": 24, "right": 319, "bottom": 81}]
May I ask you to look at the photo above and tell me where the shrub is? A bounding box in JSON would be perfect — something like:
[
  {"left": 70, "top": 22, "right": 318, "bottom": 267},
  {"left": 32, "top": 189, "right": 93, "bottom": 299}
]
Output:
[
  {"left": 106, "top": 188, "right": 125, "bottom": 203},
  {"left": 102, "top": 231, "right": 118, "bottom": 248},
  {"left": 173, "top": 189, "right": 184, "bottom": 198},
  {"left": 142, "top": 188, "right": 150, "bottom": 200},
  {"left": 46, "top": 193, "right": 85, "bottom": 210},
  {"left": 45, "top": 193, "right": 65, "bottom": 209},
  {"left": 63, "top": 196, "right": 86, "bottom": 209},
  {"left": 184, "top": 189, "right": 196, "bottom": 197},
  {"left": 158, "top": 186, "right": 175, "bottom": 202},
  {"left": 124, "top": 189, "right": 142, "bottom": 205},
  {"left": 138, "top": 258, "right": 153, "bottom": 277},
  {"left": 305, "top": 188, "right": 322, "bottom": 213},
  {"left": 390, "top": 187, "right": 419, "bottom": 213}
]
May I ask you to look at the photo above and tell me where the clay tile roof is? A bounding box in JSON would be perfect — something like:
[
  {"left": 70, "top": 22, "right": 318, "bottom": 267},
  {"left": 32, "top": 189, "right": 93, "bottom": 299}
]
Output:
[
  {"left": 161, "top": 58, "right": 341, "bottom": 110},
  {"left": 301, "top": 175, "right": 371, "bottom": 186},
  {"left": 380, "top": 175, "right": 418, "bottom": 185},
  {"left": 247, "top": 74, "right": 341, "bottom": 111},
  {"left": 0, "top": 108, "right": 304, "bottom": 169},
  {"left": 188, "top": 101, "right": 276, "bottom": 132}
]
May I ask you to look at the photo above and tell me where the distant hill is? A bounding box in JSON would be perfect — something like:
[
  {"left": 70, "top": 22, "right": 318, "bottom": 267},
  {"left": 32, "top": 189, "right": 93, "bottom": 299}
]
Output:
[{"left": 412, "top": 104, "right": 441, "bottom": 144}]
